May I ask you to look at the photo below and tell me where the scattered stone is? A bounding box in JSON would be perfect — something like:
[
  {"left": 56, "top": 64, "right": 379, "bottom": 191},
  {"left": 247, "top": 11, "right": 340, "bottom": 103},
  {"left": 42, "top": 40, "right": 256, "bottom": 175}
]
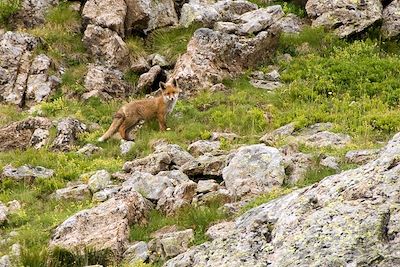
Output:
[
  {"left": 214, "top": 21, "right": 238, "bottom": 34},
  {"left": 77, "top": 144, "right": 103, "bottom": 157},
  {"left": 260, "top": 122, "right": 295, "bottom": 145},
  {"left": 83, "top": 64, "right": 132, "bottom": 100},
  {"left": 0, "top": 202, "right": 8, "bottom": 225},
  {"left": 83, "top": 25, "right": 130, "bottom": 71},
  {"left": 136, "top": 65, "right": 162, "bottom": 93},
  {"left": 123, "top": 152, "right": 172, "bottom": 175},
  {"left": 151, "top": 54, "right": 169, "bottom": 67},
  {"left": 282, "top": 151, "right": 313, "bottom": 185},
  {"left": 197, "top": 179, "right": 219, "bottom": 193},
  {"left": 173, "top": 27, "right": 279, "bottom": 93},
  {"left": 274, "top": 13, "right": 304, "bottom": 33},
  {"left": 123, "top": 241, "right": 149, "bottom": 264},
  {"left": 237, "top": 6, "right": 285, "bottom": 35},
  {"left": 87, "top": 170, "right": 112, "bottom": 193},
  {"left": 157, "top": 181, "right": 197, "bottom": 215},
  {"left": 7, "top": 200, "right": 21, "bottom": 214},
  {"left": 149, "top": 229, "right": 194, "bottom": 259},
  {"left": 0, "top": 255, "right": 11, "bottom": 267},
  {"left": 300, "top": 131, "right": 352, "bottom": 148},
  {"left": 2, "top": 165, "right": 54, "bottom": 181},
  {"left": 54, "top": 184, "right": 91, "bottom": 201},
  {"left": 206, "top": 221, "right": 235, "bottom": 240},
  {"left": 51, "top": 118, "right": 87, "bottom": 152},
  {"left": 50, "top": 189, "right": 150, "bottom": 259},
  {"left": 382, "top": 0, "right": 400, "bottom": 38},
  {"left": 209, "top": 83, "right": 229, "bottom": 92},
  {"left": 92, "top": 185, "right": 121, "bottom": 202},
  {"left": 188, "top": 140, "right": 221, "bottom": 157},
  {"left": 210, "top": 132, "right": 239, "bottom": 141},
  {"left": 306, "top": 0, "right": 383, "bottom": 38},
  {"left": 345, "top": 149, "right": 380, "bottom": 165},
  {"left": 249, "top": 69, "right": 283, "bottom": 90},
  {"left": 123, "top": 171, "right": 173, "bottom": 200},
  {"left": 222, "top": 144, "right": 285, "bottom": 198},
  {"left": 153, "top": 142, "right": 195, "bottom": 167},
  {"left": 11, "top": 0, "right": 59, "bottom": 28},
  {"left": 82, "top": 0, "right": 127, "bottom": 36},
  {"left": 199, "top": 188, "right": 232, "bottom": 205},
  {"left": 120, "top": 140, "right": 135, "bottom": 155},
  {"left": 0, "top": 117, "right": 52, "bottom": 151},
  {"left": 156, "top": 170, "right": 190, "bottom": 186},
  {"left": 10, "top": 243, "right": 21, "bottom": 258},
  {"left": 320, "top": 156, "right": 340, "bottom": 170},
  {"left": 180, "top": 154, "right": 228, "bottom": 177}
]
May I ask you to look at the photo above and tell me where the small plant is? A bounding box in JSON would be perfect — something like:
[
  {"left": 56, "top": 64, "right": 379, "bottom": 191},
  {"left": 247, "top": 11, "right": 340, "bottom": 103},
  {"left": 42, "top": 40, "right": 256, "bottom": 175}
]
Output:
[{"left": 0, "top": 0, "right": 20, "bottom": 27}]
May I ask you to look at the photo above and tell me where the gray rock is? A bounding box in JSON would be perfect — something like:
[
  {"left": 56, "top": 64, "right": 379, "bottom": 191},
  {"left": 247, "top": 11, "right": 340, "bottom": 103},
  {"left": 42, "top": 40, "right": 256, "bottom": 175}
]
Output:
[
  {"left": 381, "top": 0, "right": 400, "bottom": 38},
  {"left": 274, "top": 13, "right": 303, "bottom": 33},
  {"left": 283, "top": 151, "right": 313, "bottom": 185},
  {"left": 0, "top": 255, "right": 11, "bottom": 267},
  {"left": 306, "top": 0, "right": 382, "bottom": 38},
  {"left": 77, "top": 144, "right": 103, "bottom": 156},
  {"left": 92, "top": 185, "right": 121, "bottom": 202},
  {"left": 157, "top": 181, "right": 197, "bottom": 215},
  {"left": 153, "top": 142, "right": 195, "bottom": 167},
  {"left": 122, "top": 171, "right": 173, "bottom": 200},
  {"left": 210, "top": 132, "right": 239, "bottom": 141},
  {"left": 149, "top": 229, "right": 194, "bottom": 259},
  {"left": 87, "top": 170, "right": 112, "bottom": 193},
  {"left": 156, "top": 170, "right": 190, "bottom": 186},
  {"left": 11, "top": 0, "right": 59, "bottom": 28},
  {"left": 199, "top": 188, "right": 232, "bottom": 205},
  {"left": 188, "top": 140, "right": 221, "bottom": 157},
  {"left": 123, "top": 241, "right": 149, "bottom": 263},
  {"left": 300, "top": 130, "right": 352, "bottom": 148},
  {"left": 151, "top": 54, "right": 169, "bottom": 67},
  {"left": 50, "top": 189, "right": 149, "bottom": 259},
  {"left": 180, "top": 154, "right": 228, "bottom": 177},
  {"left": 260, "top": 122, "right": 295, "bottom": 145},
  {"left": 249, "top": 79, "right": 283, "bottom": 90},
  {"left": 345, "top": 148, "right": 380, "bottom": 165},
  {"left": 214, "top": 22, "right": 238, "bottom": 34},
  {"left": 120, "top": 140, "right": 135, "bottom": 155},
  {"left": 83, "top": 64, "right": 132, "bottom": 100},
  {"left": 10, "top": 243, "right": 21, "bottom": 258},
  {"left": 237, "top": 6, "right": 285, "bottom": 35},
  {"left": 0, "top": 32, "right": 57, "bottom": 107},
  {"left": 54, "top": 184, "right": 91, "bottom": 201},
  {"left": 206, "top": 221, "right": 235, "bottom": 240},
  {"left": 320, "top": 156, "right": 340, "bottom": 170},
  {"left": 136, "top": 65, "right": 162, "bottom": 93},
  {"left": 165, "top": 132, "right": 400, "bottom": 267},
  {"left": 197, "top": 179, "right": 219, "bottom": 193},
  {"left": 0, "top": 202, "right": 8, "bottom": 225},
  {"left": 0, "top": 117, "right": 52, "bottom": 151},
  {"left": 82, "top": 0, "right": 127, "bottom": 36},
  {"left": 222, "top": 144, "right": 285, "bottom": 198},
  {"left": 83, "top": 25, "right": 130, "bottom": 71},
  {"left": 2, "top": 164, "right": 54, "bottom": 181},
  {"left": 51, "top": 118, "right": 87, "bottom": 152},
  {"left": 7, "top": 200, "right": 21, "bottom": 214},
  {"left": 172, "top": 27, "right": 279, "bottom": 93},
  {"left": 123, "top": 152, "right": 172, "bottom": 174}
]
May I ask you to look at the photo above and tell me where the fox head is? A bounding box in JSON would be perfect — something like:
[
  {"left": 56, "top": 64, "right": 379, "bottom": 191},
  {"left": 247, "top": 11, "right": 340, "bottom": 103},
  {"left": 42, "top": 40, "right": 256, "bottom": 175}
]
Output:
[{"left": 160, "top": 78, "right": 180, "bottom": 102}]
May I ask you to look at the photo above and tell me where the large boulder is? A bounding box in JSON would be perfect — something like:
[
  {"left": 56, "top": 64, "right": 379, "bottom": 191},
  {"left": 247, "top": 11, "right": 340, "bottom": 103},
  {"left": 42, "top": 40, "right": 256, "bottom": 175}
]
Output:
[
  {"left": 125, "top": 0, "right": 178, "bottom": 34},
  {"left": 381, "top": 0, "right": 400, "bottom": 38},
  {"left": 0, "top": 117, "right": 52, "bottom": 151},
  {"left": 82, "top": 25, "right": 130, "bottom": 71},
  {"left": 51, "top": 118, "right": 87, "bottom": 152},
  {"left": 165, "top": 132, "right": 400, "bottom": 267},
  {"left": 172, "top": 26, "right": 279, "bottom": 93},
  {"left": 0, "top": 32, "right": 59, "bottom": 107},
  {"left": 305, "top": 0, "right": 383, "bottom": 37},
  {"left": 222, "top": 144, "right": 285, "bottom": 198},
  {"left": 149, "top": 228, "right": 194, "bottom": 259},
  {"left": 82, "top": 0, "right": 127, "bottom": 37},
  {"left": 82, "top": 64, "right": 132, "bottom": 100},
  {"left": 49, "top": 189, "right": 150, "bottom": 260},
  {"left": 11, "top": 0, "right": 59, "bottom": 28}
]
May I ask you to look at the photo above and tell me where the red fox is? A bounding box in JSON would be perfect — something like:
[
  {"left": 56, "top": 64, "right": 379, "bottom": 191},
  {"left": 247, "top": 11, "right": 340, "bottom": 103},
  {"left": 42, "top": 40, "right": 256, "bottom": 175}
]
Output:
[{"left": 98, "top": 79, "right": 180, "bottom": 142}]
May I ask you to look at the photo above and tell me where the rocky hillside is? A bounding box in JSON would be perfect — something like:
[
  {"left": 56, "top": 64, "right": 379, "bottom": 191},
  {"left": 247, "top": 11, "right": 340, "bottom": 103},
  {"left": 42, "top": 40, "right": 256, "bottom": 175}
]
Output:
[{"left": 1, "top": 0, "right": 400, "bottom": 266}]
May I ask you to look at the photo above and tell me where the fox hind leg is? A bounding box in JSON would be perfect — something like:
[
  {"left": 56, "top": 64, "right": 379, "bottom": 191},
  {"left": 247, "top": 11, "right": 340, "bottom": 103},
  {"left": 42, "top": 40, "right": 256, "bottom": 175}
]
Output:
[{"left": 98, "top": 113, "right": 124, "bottom": 142}]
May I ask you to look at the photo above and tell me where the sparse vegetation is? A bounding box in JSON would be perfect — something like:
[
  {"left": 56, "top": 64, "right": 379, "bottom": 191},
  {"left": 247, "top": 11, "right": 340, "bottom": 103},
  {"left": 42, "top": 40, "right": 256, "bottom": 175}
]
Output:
[{"left": 0, "top": 0, "right": 20, "bottom": 27}]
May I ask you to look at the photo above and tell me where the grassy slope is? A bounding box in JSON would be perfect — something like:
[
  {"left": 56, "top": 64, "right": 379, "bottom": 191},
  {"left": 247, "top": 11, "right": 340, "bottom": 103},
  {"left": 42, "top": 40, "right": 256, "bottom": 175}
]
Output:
[{"left": 1, "top": 2, "right": 400, "bottom": 266}]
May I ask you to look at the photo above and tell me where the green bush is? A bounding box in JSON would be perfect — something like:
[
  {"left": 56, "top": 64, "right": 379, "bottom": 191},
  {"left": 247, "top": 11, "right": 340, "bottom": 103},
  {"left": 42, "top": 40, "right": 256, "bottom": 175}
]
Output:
[{"left": 0, "top": 0, "right": 20, "bottom": 27}]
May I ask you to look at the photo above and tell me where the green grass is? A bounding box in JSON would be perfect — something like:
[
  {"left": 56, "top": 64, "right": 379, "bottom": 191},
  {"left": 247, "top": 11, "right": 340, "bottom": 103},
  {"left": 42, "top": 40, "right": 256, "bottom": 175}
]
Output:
[
  {"left": 0, "top": 0, "right": 20, "bottom": 27},
  {"left": 130, "top": 202, "right": 229, "bottom": 246}
]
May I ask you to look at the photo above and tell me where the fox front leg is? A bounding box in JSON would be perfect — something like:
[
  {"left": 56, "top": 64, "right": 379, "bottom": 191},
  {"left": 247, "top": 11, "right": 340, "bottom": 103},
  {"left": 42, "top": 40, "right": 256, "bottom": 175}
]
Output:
[{"left": 157, "top": 113, "right": 167, "bottom": 131}]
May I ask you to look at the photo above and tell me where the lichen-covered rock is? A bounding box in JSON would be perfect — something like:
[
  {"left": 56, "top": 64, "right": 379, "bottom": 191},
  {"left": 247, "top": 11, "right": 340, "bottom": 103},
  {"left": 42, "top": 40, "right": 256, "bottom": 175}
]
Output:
[
  {"left": 188, "top": 140, "right": 221, "bottom": 157},
  {"left": 0, "top": 202, "right": 8, "bottom": 225},
  {"left": 136, "top": 65, "right": 163, "bottom": 93},
  {"left": 0, "top": 117, "right": 52, "bottom": 151},
  {"left": 149, "top": 229, "right": 194, "bottom": 259},
  {"left": 197, "top": 179, "right": 219, "bottom": 193},
  {"left": 11, "top": 0, "right": 59, "bottom": 28},
  {"left": 205, "top": 221, "right": 235, "bottom": 240},
  {"left": 305, "top": 0, "right": 383, "bottom": 38},
  {"left": 222, "top": 144, "right": 285, "bottom": 198},
  {"left": 123, "top": 241, "right": 149, "bottom": 264},
  {"left": 83, "top": 25, "right": 130, "bottom": 70},
  {"left": 122, "top": 171, "right": 174, "bottom": 200},
  {"left": 0, "top": 255, "right": 11, "bottom": 267},
  {"left": 345, "top": 148, "right": 380, "bottom": 165},
  {"left": 172, "top": 27, "right": 279, "bottom": 93},
  {"left": 237, "top": 6, "right": 284, "bottom": 35},
  {"left": 156, "top": 181, "right": 197, "bottom": 215},
  {"left": 87, "top": 170, "right": 112, "bottom": 193},
  {"left": 123, "top": 152, "right": 172, "bottom": 175},
  {"left": 0, "top": 32, "right": 59, "bottom": 107},
  {"left": 282, "top": 151, "right": 313, "bottom": 185},
  {"left": 320, "top": 155, "right": 339, "bottom": 170},
  {"left": 83, "top": 64, "right": 132, "bottom": 100},
  {"left": 2, "top": 165, "right": 54, "bottom": 181},
  {"left": 82, "top": 0, "right": 127, "bottom": 36},
  {"left": 54, "top": 184, "right": 91, "bottom": 201},
  {"left": 77, "top": 143, "right": 103, "bottom": 156},
  {"left": 50, "top": 189, "right": 149, "bottom": 260},
  {"left": 153, "top": 142, "right": 195, "bottom": 167},
  {"left": 165, "top": 132, "right": 400, "bottom": 267},
  {"left": 51, "top": 118, "right": 87, "bottom": 152},
  {"left": 381, "top": 0, "right": 400, "bottom": 38},
  {"left": 92, "top": 185, "right": 121, "bottom": 202},
  {"left": 120, "top": 140, "right": 135, "bottom": 155},
  {"left": 180, "top": 154, "right": 228, "bottom": 177},
  {"left": 273, "top": 13, "right": 304, "bottom": 33},
  {"left": 260, "top": 122, "right": 295, "bottom": 145},
  {"left": 210, "top": 132, "right": 239, "bottom": 141},
  {"left": 300, "top": 130, "right": 352, "bottom": 148}
]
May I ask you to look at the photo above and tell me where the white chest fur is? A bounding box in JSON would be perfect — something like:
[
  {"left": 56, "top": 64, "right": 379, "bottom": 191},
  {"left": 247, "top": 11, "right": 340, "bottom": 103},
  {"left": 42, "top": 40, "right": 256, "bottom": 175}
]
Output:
[{"left": 166, "top": 97, "right": 178, "bottom": 114}]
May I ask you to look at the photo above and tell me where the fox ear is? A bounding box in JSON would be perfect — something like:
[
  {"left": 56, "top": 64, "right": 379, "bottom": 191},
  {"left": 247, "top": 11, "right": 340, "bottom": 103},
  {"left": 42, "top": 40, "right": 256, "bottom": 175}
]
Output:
[
  {"left": 171, "top": 78, "right": 178, "bottom": 88},
  {"left": 159, "top": 82, "right": 166, "bottom": 90}
]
